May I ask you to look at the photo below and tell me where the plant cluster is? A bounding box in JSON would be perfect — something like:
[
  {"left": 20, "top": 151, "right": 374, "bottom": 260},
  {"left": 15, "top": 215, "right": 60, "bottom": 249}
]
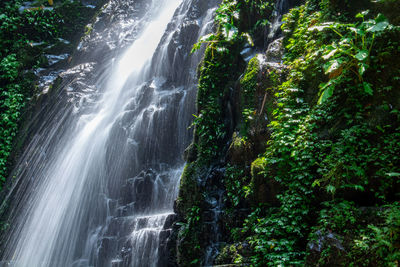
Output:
[
  {"left": 234, "top": 1, "right": 400, "bottom": 265},
  {"left": 178, "top": 0, "right": 400, "bottom": 265},
  {"left": 0, "top": 0, "right": 100, "bottom": 188}
]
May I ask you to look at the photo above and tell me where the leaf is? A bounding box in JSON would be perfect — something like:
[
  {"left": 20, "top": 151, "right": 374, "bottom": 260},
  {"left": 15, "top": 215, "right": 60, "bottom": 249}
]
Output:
[
  {"left": 224, "top": 25, "right": 238, "bottom": 41},
  {"left": 322, "top": 49, "right": 338, "bottom": 60},
  {"left": 355, "top": 50, "right": 369, "bottom": 61},
  {"left": 375, "top": 13, "right": 387, "bottom": 23},
  {"left": 349, "top": 27, "right": 364, "bottom": 36},
  {"left": 367, "top": 21, "right": 389, "bottom": 32},
  {"left": 48, "top": 0, "right": 53, "bottom": 5},
  {"left": 312, "top": 180, "right": 321, "bottom": 187},
  {"left": 329, "top": 65, "right": 343, "bottom": 79},
  {"left": 190, "top": 42, "right": 201, "bottom": 54},
  {"left": 318, "top": 84, "right": 334, "bottom": 104},
  {"left": 358, "top": 63, "right": 368, "bottom": 76},
  {"left": 326, "top": 185, "right": 336, "bottom": 194},
  {"left": 242, "top": 33, "right": 254, "bottom": 46},
  {"left": 324, "top": 59, "right": 341, "bottom": 75},
  {"left": 308, "top": 22, "right": 334, "bottom": 32},
  {"left": 200, "top": 33, "right": 216, "bottom": 42},
  {"left": 356, "top": 10, "right": 369, "bottom": 19},
  {"left": 386, "top": 172, "right": 400, "bottom": 177},
  {"left": 363, "top": 82, "right": 373, "bottom": 95},
  {"left": 339, "top": 37, "right": 354, "bottom": 46}
]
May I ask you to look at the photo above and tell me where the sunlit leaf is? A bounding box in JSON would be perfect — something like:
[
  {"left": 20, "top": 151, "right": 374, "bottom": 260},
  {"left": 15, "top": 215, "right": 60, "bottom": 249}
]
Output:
[
  {"left": 358, "top": 63, "right": 368, "bottom": 76},
  {"left": 355, "top": 50, "right": 369, "bottom": 61},
  {"left": 324, "top": 59, "right": 341, "bottom": 75},
  {"left": 386, "top": 172, "right": 400, "bottom": 177},
  {"left": 242, "top": 33, "right": 254, "bottom": 46},
  {"left": 318, "top": 84, "right": 334, "bottom": 104},
  {"left": 322, "top": 49, "right": 338, "bottom": 60},
  {"left": 367, "top": 21, "right": 389, "bottom": 32},
  {"left": 356, "top": 10, "right": 369, "bottom": 19},
  {"left": 308, "top": 22, "right": 334, "bottom": 32}
]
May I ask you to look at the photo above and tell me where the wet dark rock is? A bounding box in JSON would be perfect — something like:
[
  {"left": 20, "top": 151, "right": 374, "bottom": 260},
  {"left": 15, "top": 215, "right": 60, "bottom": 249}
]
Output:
[
  {"left": 203, "top": 211, "right": 215, "bottom": 222},
  {"left": 98, "top": 237, "right": 118, "bottom": 263},
  {"left": 250, "top": 158, "right": 280, "bottom": 205},
  {"left": 227, "top": 133, "right": 255, "bottom": 166},
  {"left": 306, "top": 230, "right": 346, "bottom": 266},
  {"left": 163, "top": 214, "right": 177, "bottom": 230},
  {"left": 265, "top": 37, "right": 284, "bottom": 62}
]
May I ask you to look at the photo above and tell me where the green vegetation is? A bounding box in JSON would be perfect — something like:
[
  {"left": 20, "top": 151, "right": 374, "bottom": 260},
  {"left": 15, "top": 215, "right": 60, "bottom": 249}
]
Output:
[
  {"left": 177, "top": 0, "right": 400, "bottom": 265},
  {"left": 0, "top": 0, "right": 101, "bottom": 187}
]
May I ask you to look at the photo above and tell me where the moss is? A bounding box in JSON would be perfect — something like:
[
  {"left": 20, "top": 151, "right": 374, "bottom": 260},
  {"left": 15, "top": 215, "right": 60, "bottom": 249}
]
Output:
[
  {"left": 178, "top": 0, "right": 400, "bottom": 266},
  {"left": 193, "top": 35, "right": 244, "bottom": 163},
  {"left": 175, "top": 164, "right": 206, "bottom": 266},
  {"left": 249, "top": 157, "right": 280, "bottom": 205},
  {"left": 175, "top": 22, "right": 246, "bottom": 266},
  {"left": 176, "top": 163, "right": 202, "bottom": 216},
  {"left": 227, "top": 132, "right": 254, "bottom": 165},
  {"left": 215, "top": 243, "right": 250, "bottom": 265},
  {"left": 241, "top": 56, "right": 260, "bottom": 107},
  {"left": 250, "top": 157, "right": 265, "bottom": 180}
]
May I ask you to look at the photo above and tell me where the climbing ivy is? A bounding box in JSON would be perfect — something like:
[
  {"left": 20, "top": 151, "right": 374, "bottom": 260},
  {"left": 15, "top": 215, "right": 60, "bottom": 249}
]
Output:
[{"left": 237, "top": 1, "right": 400, "bottom": 265}]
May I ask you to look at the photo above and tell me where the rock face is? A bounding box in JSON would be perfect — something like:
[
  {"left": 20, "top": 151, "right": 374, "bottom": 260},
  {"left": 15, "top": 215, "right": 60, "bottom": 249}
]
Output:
[
  {"left": 172, "top": 1, "right": 293, "bottom": 263},
  {"left": 0, "top": 0, "right": 221, "bottom": 266},
  {"left": 175, "top": 0, "right": 400, "bottom": 265}
]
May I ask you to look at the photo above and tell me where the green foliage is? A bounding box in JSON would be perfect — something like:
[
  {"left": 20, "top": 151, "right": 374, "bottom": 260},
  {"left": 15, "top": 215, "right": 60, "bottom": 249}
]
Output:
[
  {"left": 310, "top": 201, "right": 400, "bottom": 266},
  {"left": 225, "top": 164, "right": 251, "bottom": 207},
  {"left": 226, "top": 1, "right": 400, "bottom": 265},
  {"left": 365, "top": 203, "right": 400, "bottom": 265},
  {"left": 0, "top": 54, "right": 21, "bottom": 81},
  {"left": 316, "top": 200, "right": 359, "bottom": 232},
  {"left": 239, "top": 56, "right": 259, "bottom": 137},
  {"left": 191, "top": 0, "right": 275, "bottom": 53},
  {"left": 192, "top": 35, "right": 242, "bottom": 162},
  {"left": 181, "top": 0, "right": 400, "bottom": 266},
  {"left": 0, "top": 0, "right": 101, "bottom": 188},
  {"left": 309, "top": 12, "right": 393, "bottom": 103}
]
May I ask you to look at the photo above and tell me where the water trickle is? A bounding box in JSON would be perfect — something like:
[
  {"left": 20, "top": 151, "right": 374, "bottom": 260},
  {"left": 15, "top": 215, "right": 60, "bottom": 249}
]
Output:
[
  {"left": 266, "top": 0, "right": 299, "bottom": 44},
  {"left": 0, "top": 0, "right": 220, "bottom": 266}
]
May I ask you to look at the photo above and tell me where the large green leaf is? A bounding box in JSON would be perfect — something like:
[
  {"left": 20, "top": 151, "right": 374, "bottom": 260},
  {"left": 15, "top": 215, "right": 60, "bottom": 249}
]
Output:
[
  {"left": 318, "top": 84, "right": 334, "bottom": 104},
  {"left": 367, "top": 21, "right": 389, "bottom": 32},
  {"left": 324, "top": 60, "right": 341, "bottom": 74},
  {"left": 355, "top": 50, "right": 369, "bottom": 61},
  {"left": 322, "top": 48, "right": 338, "bottom": 60}
]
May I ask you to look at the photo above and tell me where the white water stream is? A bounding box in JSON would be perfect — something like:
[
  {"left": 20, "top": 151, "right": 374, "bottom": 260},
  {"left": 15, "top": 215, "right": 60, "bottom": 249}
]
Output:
[{"left": 0, "top": 0, "right": 220, "bottom": 266}]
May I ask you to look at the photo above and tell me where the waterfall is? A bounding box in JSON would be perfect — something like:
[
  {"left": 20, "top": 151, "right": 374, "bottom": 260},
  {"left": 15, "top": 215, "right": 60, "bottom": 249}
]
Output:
[
  {"left": 267, "top": 0, "right": 299, "bottom": 44},
  {"left": 0, "top": 0, "right": 220, "bottom": 266}
]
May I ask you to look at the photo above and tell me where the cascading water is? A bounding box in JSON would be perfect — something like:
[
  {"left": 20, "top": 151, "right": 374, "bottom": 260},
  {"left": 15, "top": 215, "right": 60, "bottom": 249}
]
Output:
[{"left": 0, "top": 0, "right": 220, "bottom": 266}]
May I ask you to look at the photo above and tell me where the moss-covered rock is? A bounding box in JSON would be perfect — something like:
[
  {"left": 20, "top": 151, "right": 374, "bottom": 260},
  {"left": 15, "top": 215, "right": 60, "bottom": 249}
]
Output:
[
  {"left": 306, "top": 202, "right": 400, "bottom": 266},
  {"left": 249, "top": 157, "right": 280, "bottom": 205},
  {"left": 176, "top": 0, "right": 400, "bottom": 266},
  {"left": 175, "top": 163, "right": 203, "bottom": 217}
]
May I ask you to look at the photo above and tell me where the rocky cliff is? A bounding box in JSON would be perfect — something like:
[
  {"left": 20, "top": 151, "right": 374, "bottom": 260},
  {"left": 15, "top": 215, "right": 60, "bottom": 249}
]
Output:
[{"left": 172, "top": 0, "right": 400, "bottom": 266}]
